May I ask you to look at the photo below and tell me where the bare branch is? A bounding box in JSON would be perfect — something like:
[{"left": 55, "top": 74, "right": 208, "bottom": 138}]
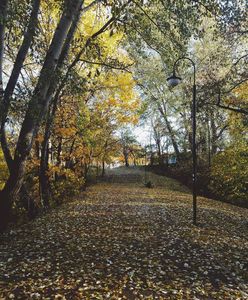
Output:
[{"left": 79, "top": 58, "right": 133, "bottom": 73}]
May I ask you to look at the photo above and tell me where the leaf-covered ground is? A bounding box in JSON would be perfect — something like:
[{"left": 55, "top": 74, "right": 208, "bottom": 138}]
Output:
[{"left": 0, "top": 168, "right": 248, "bottom": 299}]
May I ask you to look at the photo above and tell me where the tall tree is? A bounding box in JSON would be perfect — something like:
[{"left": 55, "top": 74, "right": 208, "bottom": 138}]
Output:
[{"left": 0, "top": 0, "right": 83, "bottom": 230}]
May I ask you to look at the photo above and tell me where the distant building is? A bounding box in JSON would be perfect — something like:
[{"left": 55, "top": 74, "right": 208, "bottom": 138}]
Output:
[{"left": 167, "top": 156, "right": 177, "bottom": 165}]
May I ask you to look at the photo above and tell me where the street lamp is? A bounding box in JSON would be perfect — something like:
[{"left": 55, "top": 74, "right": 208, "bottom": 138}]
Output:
[{"left": 167, "top": 57, "right": 197, "bottom": 225}]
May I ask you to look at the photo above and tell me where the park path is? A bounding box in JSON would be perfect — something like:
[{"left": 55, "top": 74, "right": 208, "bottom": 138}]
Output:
[{"left": 0, "top": 167, "right": 248, "bottom": 299}]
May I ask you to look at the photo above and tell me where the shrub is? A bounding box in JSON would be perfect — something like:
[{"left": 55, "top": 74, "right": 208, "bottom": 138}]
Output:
[
  {"left": 50, "top": 168, "right": 85, "bottom": 202},
  {"left": 0, "top": 151, "right": 8, "bottom": 189},
  {"left": 210, "top": 142, "right": 248, "bottom": 206}
]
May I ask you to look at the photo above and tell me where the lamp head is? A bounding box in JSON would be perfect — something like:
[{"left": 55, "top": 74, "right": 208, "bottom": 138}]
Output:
[{"left": 166, "top": 73, "right": 182, "bottom": 87}]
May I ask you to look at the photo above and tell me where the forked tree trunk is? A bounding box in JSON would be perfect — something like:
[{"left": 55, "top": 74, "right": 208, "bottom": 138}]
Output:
[{"left": 0, "top": 0, "right": 83, "bottom": 231}]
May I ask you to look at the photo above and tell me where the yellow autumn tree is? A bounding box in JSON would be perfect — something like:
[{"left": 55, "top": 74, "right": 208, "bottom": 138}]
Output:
[
  {"left": 39, "top": 10, "right": 141, "bottom": 200},
  {"left": 210, "top": 82, "right": 248, "bottom": 204}
]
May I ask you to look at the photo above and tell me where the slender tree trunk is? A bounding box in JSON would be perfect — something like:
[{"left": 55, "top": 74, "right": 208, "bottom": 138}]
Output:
[
  {"left": 39, "top": 142, "right": 51, "bottom": 208},
  {"left": 55, "top": 137, "right": 62, "bottom": 182},
  {"left": 181, "top": 109, "right": 190, "bottom": 154},
  {"left": 152, "top": 124, "right": 163, "bottom": 166},
  {"left": 65, "top": 138, "right": 76, "bottom": 169},
  {"left": 207, "top": 117, "right": 211, "bottom": 167},
  {"left": 1, "top": 0, "right": 40, "bottom": 121},
  {"left": 162, "top": 114, "right": 181, "bottom": 160},
  {"left": 210, "top": 113, "right": 218, "bottom": 155},
  {"left": 96, "top": 161, "right": 99, "bottom": 176},
  {"left": 0, "top": 0, "right": 82, "bottom": 231},
  {"left": 156, "top": 137, "right": 163, "bottom": 165},
  {"left": 1, "top": 0, "right": 40, "bottom": 167},
  {"left": 35, "top": 140, "right": 40, "bottom": 159},
  {"left": 0, "top": 0, "right": 8, "bottom": 101},
  {"left": 123, "top": 148, "right": 129, "bottom": 167},
  {"left": 158, "top": 146, "right": 163, "bottom": 166},
  {"left": 39, "top": 103, "right": 57, "bottom": 205},
  {"left": 0, "top": 0, "right": 12, "bottom": 170},
  {"left": 1, "top": 1, "right": 40, "bottom": 217},
  {"left": 157, "top": 102, "right": 181, "bottom": 161},
  {"left": 101, "top": 160, "right": 105, "bottom": 177}
]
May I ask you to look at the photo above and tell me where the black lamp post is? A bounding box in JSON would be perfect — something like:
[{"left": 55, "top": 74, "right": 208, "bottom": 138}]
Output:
[{"left": 167, "top": 57, "right": 197, "bottom": 225}]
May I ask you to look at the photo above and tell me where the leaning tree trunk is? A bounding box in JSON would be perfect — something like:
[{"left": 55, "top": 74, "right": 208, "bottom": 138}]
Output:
[
  {"left": 39, "top": 4, "right": 120, "bottom": 204},
  {"left": 157, "top": 102, "right": 181, "bottom": 161},
  {"left": 39, "top": 4, "right": 82, "bottom": 207},
  {"left": 1, "top": 0, "right": 40, "bottom": 167},
  {"left": 0, "top": 0, "right": 83, "bottom": 231},
  {"left": 162, "top": 114, "right": 181, "bottom": 161},
  {"left": 0, "top": 0, "right": 40, "bottom": 221},
  {"left": 38, "top": 1, "right": 117, "bottom": 203}
]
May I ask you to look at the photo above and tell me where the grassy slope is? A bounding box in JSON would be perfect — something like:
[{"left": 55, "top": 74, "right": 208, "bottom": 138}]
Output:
[{"left": 0, "top": 167, "right": 247, "bottom": 299}]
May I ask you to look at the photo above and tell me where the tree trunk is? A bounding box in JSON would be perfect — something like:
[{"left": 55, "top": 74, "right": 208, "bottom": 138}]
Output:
[
  {"left": 101, "top": 160, "right": 105, "bottom": 177},
  {"left": 0, "top": 156, "right": 26, "bottom": 231},
  {"left": 0, "top": 0, "right": 10, "bottom": 170},
  {"left": 0, "top": 0, "right": 8, "bottom": 99},
  {"left": 155, "top": 137, "right": 163, "bottom": 166},
  {"left": 152, "top": 124, "right": 163, "bottom": 166},
  {"left": 157, "top": 103, "right": 181, "bottom": 161},
  {"left": 207, "top": 117, "right": 211, "bottom": 167},
  {"left": 39, "top": 3, "right": 83, "bottom": 205},
  {"left": 55, "top": 137, "right": 62, "bottom": 182},
  {"left": 123, "top": 140, "right": 129, "bottom": 167},
  {"left": 162, "top": 114, "right": 181, "bottom": 160},
  {"left": 150, "top": 151, "right": 155, "bottom": 166},
  {"left": 210, "top": 113, "right": 218, "bottom": 155},
  {"left": 38, "top": 6, "right": 118, "bottom": 204},
  {"left": 0, "top": 0, "right": 40, "bottom": 221},
  {"left": 35, "top": 139, "right": 40, "bottom": 159},
  {"left": 0, "top": 0, "right": 82, "bottom": 231},
  {"left": 65, "top": 138, "right": 76, "bottom": 169},
  {"left": 1, "top": 0, "right": 40, "bottom": 168},
  {"left": 0, "top": 190, "right": 12, "bottom": 231},
  {"left": 20, "top": 184, "right": 38, "bottom": 219},
  {"left": 39, "top": 142, "right": 51, "bottom": 208},
  {"left": 123, "top": 148, "right": 129, "bottom": 167},
  {"left": 132, "top": 153, "right": 137, "bottom": 166}
]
